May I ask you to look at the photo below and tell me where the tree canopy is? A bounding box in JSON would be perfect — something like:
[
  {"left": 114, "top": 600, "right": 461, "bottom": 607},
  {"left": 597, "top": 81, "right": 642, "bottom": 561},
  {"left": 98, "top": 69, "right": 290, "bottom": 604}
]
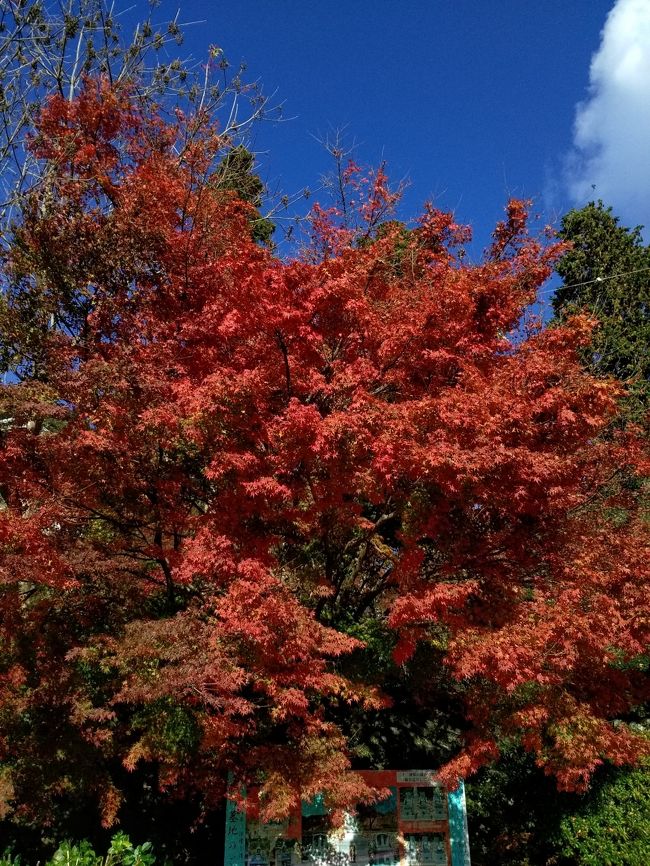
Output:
[{"left": 0, "top": 78, "right": 648, "bottom": 835}]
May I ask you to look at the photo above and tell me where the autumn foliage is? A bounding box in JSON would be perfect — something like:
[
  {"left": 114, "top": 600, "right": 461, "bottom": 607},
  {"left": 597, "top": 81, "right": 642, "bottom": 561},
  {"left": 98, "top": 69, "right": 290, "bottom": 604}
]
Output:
[{"left": 0, "top": 80, "right": 648, "bottom": 828}]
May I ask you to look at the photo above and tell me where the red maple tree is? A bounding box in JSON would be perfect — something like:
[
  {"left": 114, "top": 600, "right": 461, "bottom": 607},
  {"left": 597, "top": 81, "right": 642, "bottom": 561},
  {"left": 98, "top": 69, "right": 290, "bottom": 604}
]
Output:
[{"left": 0, "top": 79, "right": 648, "bottom": 825}]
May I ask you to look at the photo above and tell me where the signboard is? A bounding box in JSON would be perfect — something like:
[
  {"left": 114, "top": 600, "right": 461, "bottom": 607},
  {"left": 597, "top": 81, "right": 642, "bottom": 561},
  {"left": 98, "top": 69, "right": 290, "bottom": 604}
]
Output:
[
  {"left": 224, "top": 792, "right": 246, "bottom": 866},
  {"left": 224, "top": 771, "right": 471, "bottom": 866}
]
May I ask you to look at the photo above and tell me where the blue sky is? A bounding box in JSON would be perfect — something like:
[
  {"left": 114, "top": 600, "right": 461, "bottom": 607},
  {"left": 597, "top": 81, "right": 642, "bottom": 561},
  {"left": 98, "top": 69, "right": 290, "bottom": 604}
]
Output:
[{"left": 134, "top": 1, "right": 648, "bottom": 259}]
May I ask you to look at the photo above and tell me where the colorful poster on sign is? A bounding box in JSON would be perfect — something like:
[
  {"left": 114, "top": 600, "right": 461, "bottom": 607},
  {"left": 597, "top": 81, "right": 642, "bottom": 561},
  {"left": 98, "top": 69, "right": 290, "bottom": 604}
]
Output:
[
  {"left": 224, "top": 771, "right": 470, "bottom": 866},
  {"left": 399, "top": 786, "right": 448, "bottom": 824},
  {"left": 321, "top": 787, "right": 400, "bottom": 866},
  {"left": 245, "top": 819, "right": 298, "bottom": 866}
]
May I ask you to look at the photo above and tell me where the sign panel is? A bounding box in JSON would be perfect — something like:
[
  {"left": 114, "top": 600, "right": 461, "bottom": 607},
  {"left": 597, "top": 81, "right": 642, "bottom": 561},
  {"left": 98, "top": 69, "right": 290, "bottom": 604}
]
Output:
[
  {"left": 395, "top": 772, "right": 437, "bottom": 785},
  {"left": 224, "top": 793, "right": 246, "bottom": 866},
  {"left": 224, "top": 771, "right": 470, "bottom": 866}
]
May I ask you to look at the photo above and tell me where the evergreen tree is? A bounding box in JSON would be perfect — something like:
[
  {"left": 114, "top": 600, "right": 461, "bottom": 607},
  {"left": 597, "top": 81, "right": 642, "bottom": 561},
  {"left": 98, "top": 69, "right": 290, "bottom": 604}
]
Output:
[
  {"left": 553, "top": 201, "right": 650, "bottom": 425},
  {"left": 215, "top": 146, "right": 275, "bottom": 246}
]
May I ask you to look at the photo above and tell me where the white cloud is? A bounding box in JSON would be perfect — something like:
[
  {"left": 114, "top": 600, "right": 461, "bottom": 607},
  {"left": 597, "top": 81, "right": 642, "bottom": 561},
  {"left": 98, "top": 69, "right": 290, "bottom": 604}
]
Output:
[{"left": 567, "top": 0, "right": 650, "bottom": 229}]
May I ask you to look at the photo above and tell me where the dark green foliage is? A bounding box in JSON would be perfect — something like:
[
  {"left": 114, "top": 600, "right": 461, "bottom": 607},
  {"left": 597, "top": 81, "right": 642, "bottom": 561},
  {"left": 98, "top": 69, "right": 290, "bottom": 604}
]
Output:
[
  {"left": 553, "top": 201, "right": 650, "bottom": 424},
  {"left": 465, "top": 747, "right": 570, "bottom": 866},
  {"left": 334, "top": 617, "right": 465, "bottom": 771},
  {"left": 215, "top": 145, "right": 275, "bottom": 246},
  {"left": 466, "top": 750, "right": 650, "bottom": 866},
  {"left": 130, "top": 699, "right": 201, "bottom": 762},
  {"left": 553, "top": 764, "right": 650, "bottom": 866}
]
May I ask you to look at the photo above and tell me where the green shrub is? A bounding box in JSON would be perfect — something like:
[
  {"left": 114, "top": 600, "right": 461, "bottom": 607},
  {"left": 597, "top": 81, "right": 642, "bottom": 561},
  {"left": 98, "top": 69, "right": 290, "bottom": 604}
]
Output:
[
  {"left": 104, "top": 833, "right": 156, "bottom": 866},
  {"left": 1, "top": 834, "right": 156, "bottom": 866},
  {"left": 49, "top": 839, "right": 100, "bottom": 866},
  {"left": 0, "top": 850, "right": 22, "bottom": 866},
  {"left": 554, "top": 766, "right": 650, "bottom": 866}
]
